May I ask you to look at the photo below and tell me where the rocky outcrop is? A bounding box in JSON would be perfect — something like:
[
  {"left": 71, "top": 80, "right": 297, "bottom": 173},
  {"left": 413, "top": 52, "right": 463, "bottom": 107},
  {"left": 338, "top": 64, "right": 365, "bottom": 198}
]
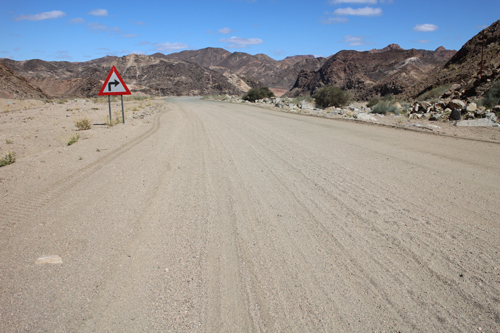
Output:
[
  {"left": 0, "top": 62, "right": 49, "bottom": 99},
  {"left": 405, "top": 20, "right": 500, "bottom": 100},
  {"left": 1, "top": 54, "right": 249, "bottom": 98},
  {"left": 162, "top": 48, "right": 328, "bottom": 92},
  {"left": 285, "top": 45, "right": 455, "bottom": 100}
]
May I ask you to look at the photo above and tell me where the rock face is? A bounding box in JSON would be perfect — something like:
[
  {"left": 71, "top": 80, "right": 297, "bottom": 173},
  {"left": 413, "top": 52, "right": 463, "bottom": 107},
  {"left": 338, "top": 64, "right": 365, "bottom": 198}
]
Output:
[
  {"left": 0, "top": 62, "right": 49, "bottom": 99},
  {"left": 285, "top": 44, "right": 455, "bottom": 100},
  {"left": 161, "top": 48, "right": 328, "bottom": 92},
  {"left": 1, "top": 54, "right": 250, "bottom": 98},
  {"left": 406, "top": 20, "right": 500, "bottom": 100}
]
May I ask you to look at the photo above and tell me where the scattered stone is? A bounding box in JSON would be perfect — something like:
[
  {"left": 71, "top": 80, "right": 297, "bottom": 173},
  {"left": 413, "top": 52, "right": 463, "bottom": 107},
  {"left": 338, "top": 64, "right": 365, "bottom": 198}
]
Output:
[
  {"left": 420, "top": 101, "right": 432, "bottom": 109},
  {"left": 299, "top": 100, "right": 315, "bottom": 110},
  {"left": 449, "top": 108, "right": 461, "bottom": 120},
  {"left": 354, "top": 113, "right": 377, "bottom": 122},
  {"left": 448, "top": 99, "right": 465, "bottom": 110},
  {"left": 485, "top": 112, "right": 498, "bottom": 122},
  {"left": 456, "top": 118, "right": 496, "bottom": 127},
  {"left": 35, "top": 255, "right": 63, "bottom": 265},
  {"left": 465, "top": 102, "right": 477, "bottom": 112},
  {"left": 405, "top": 124, "right": 434, "bottom": 131},
  {"left": 429, "top": 114, "right": 441, "bottom": 121}
]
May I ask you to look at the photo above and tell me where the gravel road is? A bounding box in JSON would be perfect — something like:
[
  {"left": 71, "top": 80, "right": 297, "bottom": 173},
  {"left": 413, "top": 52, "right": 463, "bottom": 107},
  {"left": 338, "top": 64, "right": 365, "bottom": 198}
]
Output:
[{"left": 1, "top": 97, "right": 499, "bottom": 331}]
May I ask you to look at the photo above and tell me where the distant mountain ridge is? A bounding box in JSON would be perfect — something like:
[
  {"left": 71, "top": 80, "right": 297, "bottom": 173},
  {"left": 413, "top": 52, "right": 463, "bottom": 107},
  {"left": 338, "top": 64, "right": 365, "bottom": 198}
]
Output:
[
  {"left": 160, "top": 48, "right": 328, "bottom": 93},
  {"left": 1, "top": 53, "right": 255, "bottom": 98},
  {"left": 0, "top": 40, "right": 467, "bottom": 100}
]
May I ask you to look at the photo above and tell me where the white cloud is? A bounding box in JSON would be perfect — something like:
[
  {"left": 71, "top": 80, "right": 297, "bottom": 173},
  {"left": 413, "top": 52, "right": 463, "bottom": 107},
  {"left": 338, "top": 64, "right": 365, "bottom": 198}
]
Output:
[
  {"left": 154, "top": 42, "right": 190, "bottom": 52},
  {"left": 476, "top": 24, "right": 488, "bottom": 29},
  {"left": 219, "top": 36, "right": 263, "bottom": 48},
  {"left": 219, "top": 27, "right": 235, "bottom": 34},
  {"left": 15, "top": 10, "right": 66, "bottom": 21},
  {"left": 87, "top": 22, "right": 122, "bottom": 34},
  {"left": 413, "top": 24, "right": 438, "bottom": 32},
  {"left": 334, "top": 7, "right": 382, "bottom": 16},
  {"left": 322, "top": 16, "right": 349, "bottom": 24},
  {"left": 89, "top": 9, "right": 109, "bottom": 17},
  {"left": 68, "top": 17, "right": 84, "bottom": 24},
  {"left": 340, "top": 35, "right": 373, "bottom": 46},
  {"left": 418, "top": 39, "right": 430, "bottom": 43},
  {"left": 123, "top": 34, "right": 139, "bottom": 38},
  {"left": 330, "top": 0, "right": 377, "bottom": 4}
]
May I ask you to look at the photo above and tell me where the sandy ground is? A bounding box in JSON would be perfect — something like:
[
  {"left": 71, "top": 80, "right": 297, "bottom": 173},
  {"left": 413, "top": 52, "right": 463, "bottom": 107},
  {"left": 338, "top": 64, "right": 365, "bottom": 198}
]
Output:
[{"left": 0, "top": 97, "right": 499, "bottom": 331}]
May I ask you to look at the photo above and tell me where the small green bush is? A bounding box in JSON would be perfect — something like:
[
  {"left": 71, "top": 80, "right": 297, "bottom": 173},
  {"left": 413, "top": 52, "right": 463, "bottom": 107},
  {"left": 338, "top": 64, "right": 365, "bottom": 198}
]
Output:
[
  {"left": 381, "top": 94, "right": 394, "bottom": 102},
  {"left": 482, "top": 80, "right": 500, "bottom": 109},
  {"left": 67, "top": 134, "right": 80, "bottom": 146},
  {"left": 75, "top": 117, "right": 92, "bottom": 130},
  {"left": 417, "top": 85, "right": 451, "bottom": 101},
  {"left": 292, "top": 95, "right": 313, "bottom": 105},
  {"left": 371, "top": 101, "right": 399, "bottom": 115},
  {"left": 367, "top": 97, "right": 380, "bottom": 108},
  {"left": 242, "top": 87, "right": 275, "bottom": 102},
  {"left": 0, "top": 151, "right": 16, "bottom": 167},
  {"left": 313, "top": 85, "right": 351, "bottom": 109}
]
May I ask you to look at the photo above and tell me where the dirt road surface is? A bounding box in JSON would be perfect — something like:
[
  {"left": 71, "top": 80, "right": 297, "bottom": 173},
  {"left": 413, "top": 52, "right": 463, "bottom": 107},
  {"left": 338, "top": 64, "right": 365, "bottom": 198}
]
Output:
[{"left": 1, "top": 97, "right": 499, "bottom": 331}]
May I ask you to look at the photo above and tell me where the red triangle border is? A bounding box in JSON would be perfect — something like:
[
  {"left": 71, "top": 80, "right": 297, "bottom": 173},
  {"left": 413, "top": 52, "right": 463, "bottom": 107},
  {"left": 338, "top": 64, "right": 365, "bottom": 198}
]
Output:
[{"left": 98, "top": 65, "right": 132, "bottom": 96}]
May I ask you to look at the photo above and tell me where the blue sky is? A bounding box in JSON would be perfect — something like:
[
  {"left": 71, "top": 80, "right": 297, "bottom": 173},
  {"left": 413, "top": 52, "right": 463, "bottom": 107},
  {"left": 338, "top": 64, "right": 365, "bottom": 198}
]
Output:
[{"left": 1, "top": 0, "right": 498, "bottom": 62}]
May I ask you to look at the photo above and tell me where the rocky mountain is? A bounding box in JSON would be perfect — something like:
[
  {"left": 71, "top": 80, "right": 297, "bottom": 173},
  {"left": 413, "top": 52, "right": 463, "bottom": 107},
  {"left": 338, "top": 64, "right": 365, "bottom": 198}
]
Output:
[
  {"left": 162, "top": 48, "right": 328, "bottom": 93},
  {"left": 286, "top": 45, "right": 456, "bottom": 100},
  {"left": 404, "top": 20, "right": 500, "bottom": 100},
  {"left": 1, "top": 53, "right": 252, "bottom": 98},
  {"left": 0, "top": 62, "right": 48, "bottom": 99}
]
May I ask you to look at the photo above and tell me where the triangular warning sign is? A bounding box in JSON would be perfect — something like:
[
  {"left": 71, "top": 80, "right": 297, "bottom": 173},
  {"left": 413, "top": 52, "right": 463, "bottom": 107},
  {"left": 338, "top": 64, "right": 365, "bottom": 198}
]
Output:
[{"left": 98, "top": 65, "right": 131, "bottom": 96}]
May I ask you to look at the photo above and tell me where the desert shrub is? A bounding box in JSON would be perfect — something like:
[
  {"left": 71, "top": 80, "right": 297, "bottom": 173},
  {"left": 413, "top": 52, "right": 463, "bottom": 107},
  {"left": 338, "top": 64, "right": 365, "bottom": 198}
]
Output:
[
  {"left": 106, "top": 111, "right": 122, "bottom": 126},
  {"left": 381, "top": 94, "right": 394, "bottom": 101},
  {"left": 242, "top": 87, "right": 275, "bottom": 102},
  {"left": 313, "top": 85, "right": 351, "bottom": 109},
  {"left": 67, "top": 134, "right": 80, "bottom": 146},
  {"left": 481, "top": 80, "right": 500, "bottom": 109},
  {"left": 417, "top": 85, "right": 451, "bottom": 101},
  {"left": 367, "top": 97, "right": 380, "bottom": 108},
  {"left": 124, "top": 95, "right": 149, "bottom": 102},
  {"left": 0, "top": 151, "right": 16, "bottom": 167},
  {"left": 75, "top": 117, "right": 92, "bottom": 130},
  {"left": 371, "top": 101, "right": 399, "bottom": 115},
  {"left": 292, "top": 94, "right": 313, "bottom": 105}
]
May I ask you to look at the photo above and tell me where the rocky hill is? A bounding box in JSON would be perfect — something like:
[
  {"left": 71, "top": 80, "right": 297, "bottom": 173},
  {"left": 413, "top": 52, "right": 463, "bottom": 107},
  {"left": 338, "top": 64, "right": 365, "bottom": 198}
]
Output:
[
  {"left": 1, "top": 54, "right": 254, "bottom": 98},
  {"left": 162, "top": 48, "right": 328, "bottom": 93},
  {"left": 286, "top": 45, "right": 456, "bottom": 100},
  {"left": 0, "top": 62, "right": 48, "bottom": 99},
  {"left": 404, "top": 20, "right": 500, "bottom": 100}
]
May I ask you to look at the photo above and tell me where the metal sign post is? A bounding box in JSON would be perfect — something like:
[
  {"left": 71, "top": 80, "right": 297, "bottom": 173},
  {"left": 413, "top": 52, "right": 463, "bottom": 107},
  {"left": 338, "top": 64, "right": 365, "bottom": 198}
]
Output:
[
  {"left": 121, "top": 95, "right": 125, "bottom": 124},
  {"left": 98, "top": 66, "right": 131, "bottom": 125},
  {"left": 108, "top": 96, "right": 112, "bottom": 125}
]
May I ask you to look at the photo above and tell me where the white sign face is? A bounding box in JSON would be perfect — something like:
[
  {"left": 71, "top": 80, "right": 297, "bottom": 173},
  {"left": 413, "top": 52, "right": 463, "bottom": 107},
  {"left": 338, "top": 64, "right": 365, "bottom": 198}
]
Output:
[{"left": 102, "top": 72, "right": 128, "bottom": 93}]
